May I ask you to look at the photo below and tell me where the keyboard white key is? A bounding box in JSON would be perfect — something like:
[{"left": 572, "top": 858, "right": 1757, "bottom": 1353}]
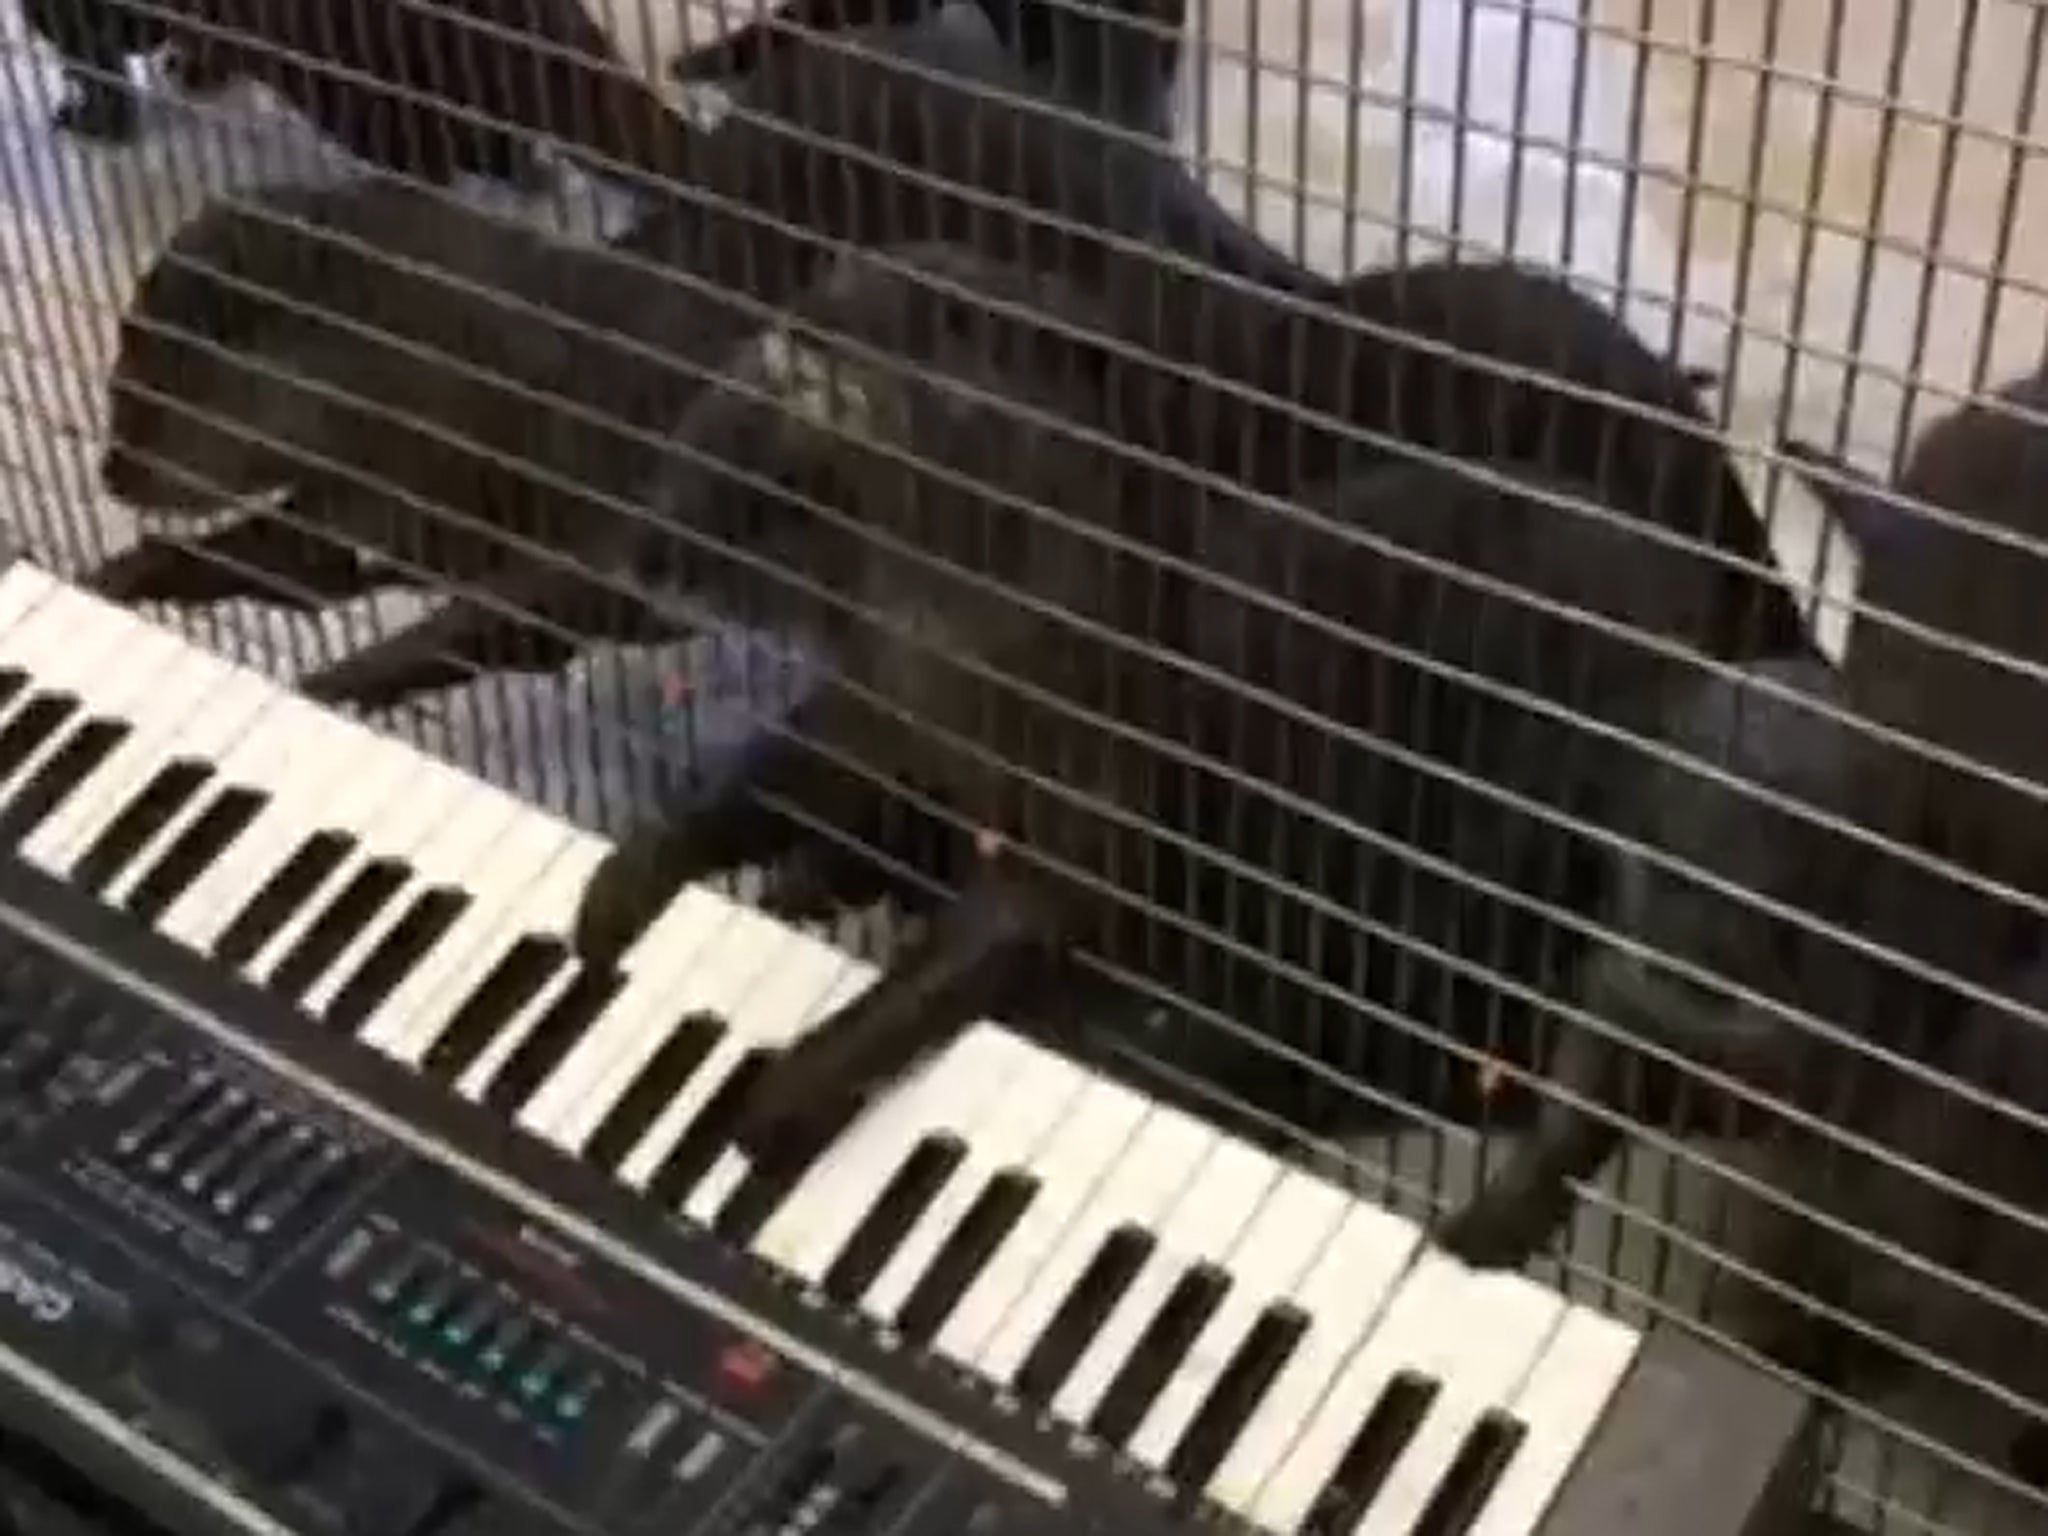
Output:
[
  {"left": 975, "top": 1105, "right": 1216, "bottom": 1388},
  {"left": 1250, "top": 1252, "right": 1564, "bottom": 1533},
  {"left": 0, "top": 594, "right": 183, "bottom": 800},
  {"left": 676, "top": 932, "right": 910, "bottom": 1229},
  {"left": 856, "top": 1041, "right": 1090, "bottom": 1328},
  {"left": 520, "top": 897, "right": 781, "bottom": 1153},
  {"left": 155, "top": 697, "right": 423, "bottom": 953},
  {"left": 297, "top": 774, "right": 542, "bottom": 1017},
  {"left": 0, "top": 571, "right": 132, "bottom": 695},
  {"left": 242, "top": 754, "right": 478, "bottom": 987},
  {"left": 445, "top": 952, "right": 601, "bottom": 1106},
  {"left": 1351, "top": 1268, "right": 1567, "bottom": 1535},
  {"left": 0, "top": 564, "right": 60, "bottom": 640},
  {"left": 95, "top": 691, "right": 296, "bottom": 911},
  {"left": 1049, "top": 1135, "right": 1280, "bottom": 1428},
  {"left": 750, "top": 1023, "right": 1023, "bottom": 1285},
  {"left": 103, "top": 688, "right": 330, "bottom": 918},
  {"left": 21, "top": 658, "right": 272, "bottom": 878},
  {"left": 1465, "top": 1308, "right": 1640, "bottom": 1536},
  {"left": 457, "top": 882, "right": 754, "bottom": 1107},
  {"left": 614, "top": 926, "right": 871, "bottom": 1196},
  {"left": 0, "top": 576, "right": 164, "bottom": 676},
  {"left": 1206, "top": 1202, "right": 1423, "bottom": 1515},
  {"left": 356, "top": 822, "right": 607, "bottom": 1063},
  {"left": 932, "top": 1075, "right": 1150, "bottom": 1369},
  {"left": 0, "top": 592, "right": 182, "bottom": 722},
  {"left": 517, "top": 890, "right": 787, "bottom": 1146},
  {"left": 1125, "top": 1168, "right": 1348, "bottom": 1471}
]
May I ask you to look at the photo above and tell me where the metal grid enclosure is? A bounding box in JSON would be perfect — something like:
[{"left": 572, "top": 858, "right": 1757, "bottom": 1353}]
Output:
[{"left": 2, "top": 0, "right": 2046, "bottom": 1530}]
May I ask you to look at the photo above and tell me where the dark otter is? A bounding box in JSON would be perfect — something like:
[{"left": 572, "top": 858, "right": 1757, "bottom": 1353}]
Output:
[
  {"left": 89, "top": 176, "right": 763, "bottom": 629},
  {"left": 34, "top": 0, "right": 691, "bottom": 188},
  {"left": 282, "top": 12, "right": 1808, "bottom": 711},
  {"left": 454, "top": 244, "right": 1820, "bottom": 1172},
  {"left": 1783, "top": 368, "right": 2048, "bottom": 913},
  {"left": 667, "top": 0, "right": 1188, "bottom": 140},
  {"left": 1436, "top": 656, "right": 2007, "bottom": 1279}
]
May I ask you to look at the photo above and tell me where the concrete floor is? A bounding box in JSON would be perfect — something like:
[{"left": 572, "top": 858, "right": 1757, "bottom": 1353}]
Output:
[{"left": 3, "top": 0, "right": 2048, "bottom": 1529}]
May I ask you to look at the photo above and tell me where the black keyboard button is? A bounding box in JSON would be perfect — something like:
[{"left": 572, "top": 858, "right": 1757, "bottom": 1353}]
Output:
[
  {"left": 125, "top": 787, "right": 267, "bottom": 922},
  {"left": 1165, "top": 1305, "right": 1309, "bottom": 1491},
  {"left": 73, "top": 757, "right": 213, "bottom": 893},
  {"left": 1012, "top": 1226, "right": 1155, "bottom": 1405},
  {"left": 645, "top": 1051, "right": 773, "bottom": 1207},
  {"left": 268, "top": 859, "right": 410, "bottom": 1003},
  {"left": 1411, "top": 1411, "right": 1528, "bottom": 1536},
  {"left": 420, "top": 937, "right": 570, "bottom": 1083},
  {"left": 894, "top": 1171, "right": 1037, "bottom": 1344},
  {"left": 821, "top": 1136, "right": 966, "bottom": 1305},
  {"left": 0, "top": 717, "right": 129, "bottom": 842},
  {"left": 480, "top": 965, "right": 621, "bottom": 1112},
  {"left": 0, "top": 668, "right": 29, "bottom": 713},
  {"left": 1302, "top": 1370, "right": 1441, "bottom": 1534},
  {"left": 582, "top": 1011, "right": 725, "bottom": 1172},
  {"left": 321, "top": 887, "right": 471, "bottom": 1033},
  {"left": 0, "top": 694, "right": 80, "bottom": 783},
  {"left": 1087, "top": 1264, "right": 1232, "bottom": 1447},
  {"left": 710, "top": 1160, "right": 800, "bottom": 1250},
  {"left": 214, "top": 831, "right": 356, "bottom": 967}
]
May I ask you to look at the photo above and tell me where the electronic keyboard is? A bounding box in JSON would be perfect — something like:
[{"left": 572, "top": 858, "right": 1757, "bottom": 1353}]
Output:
[{"left": 0, "top": 559, "right": 1815, "bottom": 1535}]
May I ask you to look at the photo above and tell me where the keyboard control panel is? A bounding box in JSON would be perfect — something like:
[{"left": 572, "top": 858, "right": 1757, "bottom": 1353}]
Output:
[{"left": 0, "top": 868, "right": 1100, "bottom": 1536}]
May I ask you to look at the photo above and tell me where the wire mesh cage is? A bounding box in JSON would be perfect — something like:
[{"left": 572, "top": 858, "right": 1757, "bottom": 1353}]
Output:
[{"left": 3, "top": 0, "right": 2047, "bottom": 1530}]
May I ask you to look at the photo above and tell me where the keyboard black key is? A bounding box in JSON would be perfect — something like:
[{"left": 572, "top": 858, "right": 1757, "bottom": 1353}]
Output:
[
  {"left": 1165, "top": 1304, "right": 1310, "bottom": 1492},
  {"left": 419, "top": 936, "right": 570, "bottom": 1084},
  {"left": 213, "top": 831, "right": 356, "bottom": 967},
  {"left": 0, "top": 718, "right": 129, "bottom": 842},
  {"left": 820, "top": 1136, "right": 967, "bottom": 1305},
  {"left": 1012, "top": 1225, "right": 1156, "bottom": 1405},
  {"left": 713, "top": 1146, "right": 825, "bottom": 1250},
  {"left": 0, "top": 694, "right": 80, "bottom": 784},
  {"left": 0, "top": 668, "right": 28, "bottom": 713},
  {"left": 124, "top": 787, "right": 267, "bottom": 923},
  {"left": 72, "top": 758, "right": 213, "bottom": 894},
  {"left": 645, "top": 1051, "right": 774, "bottom": 1207},
  {"left": 581, "top": 1011, "right": 725, "bottom": 1173},
  {"left": 1302, "top": 1370, "right": 1442, "bottom": 1534},
  {"left": 320, "top": 887, "right": 472, "bottom": 1033},
  {"left": 267, "top": 859, "right": 410, "bottom": 1003},
  {"left": 1087, "top": 1263, "right": 1232, "bottom": 1447},
  {"left": 1411, "top": 1411, "right": 1528, "bottom": 1536},
  {"left": 894, "top": 1171, "right": 1037, "bottom": 1344},
  {"left": 480, "top": 966, "right": 622, "bottom": 1113}
]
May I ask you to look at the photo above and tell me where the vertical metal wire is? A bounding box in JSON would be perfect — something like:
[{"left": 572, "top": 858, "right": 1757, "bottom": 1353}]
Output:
[
  {"left": 1887, "top": 0, "right": 1982, "bottom": 475},
  {"left": 1972, "top": 14, "right": 2047, "bottom": 397},
  {"left": 1828, "top": 0, "right": 1917, "bottom": 477}
]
